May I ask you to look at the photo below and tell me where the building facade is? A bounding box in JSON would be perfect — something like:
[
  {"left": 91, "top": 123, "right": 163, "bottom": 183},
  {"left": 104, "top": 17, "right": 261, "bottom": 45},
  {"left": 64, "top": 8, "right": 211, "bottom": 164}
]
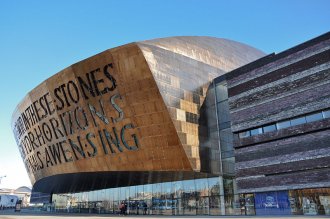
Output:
[
  {"left": 227, "top": 32, "right": 330, "bottom": 215},
  {"left": 12, "top": 33, "right": 330, "bottom": 215}
]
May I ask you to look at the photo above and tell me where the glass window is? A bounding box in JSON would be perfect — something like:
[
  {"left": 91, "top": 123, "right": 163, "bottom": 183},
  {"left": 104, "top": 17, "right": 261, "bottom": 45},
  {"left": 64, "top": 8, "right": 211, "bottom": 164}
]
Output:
[
  {"left": 119, "top": 187, "right": 129, "bottom": 201},
  {"left": 183, "top": 180, "right": 196, "bottom": 193},
  {"left": 172, "top": 181, "right": 183, "bottom": 199},
  {"left": 209, "top": 196, "right": 222, "bottom": 215},
  {"left": 112, "top": 188, "right": 119, "bottom": 201},
  {"left": 143, "top": 184, "right": 152, "bottom": 200},
  {"left": 129, "top": 186, "right": 137, "bottom": 200},
  {"left": 290, "top": 116, "right": 306, "bottom": 126},
  {"left": 217, "top": 101, "right": 230, "bottom": 124},
  {"left": 239, "top": 131, "right": 250, "bottom": 138},
  {"left": 276, "top": 120, "right": 291, "bottom": 129},
  {"left": 222, "top": 157, "right": 235, "bottom": 175},
  {"left": 220, "top": 129, "right": 234, "bottom": 152},
  {"left": 99, "top": 189, "right": 106, "bottom": 201},
  {"left": 182, "top": 180, "right": 196, "bottom": 215},
  {"left": 323, "top": 109, "right": 330, "bottom": 118},
  {"left": 208, "top": 178, "right": 221, "bottom": 196},
  {"left": 243, "top": 194, "right": 256, "bottom": 215},
  {"left": 195, "top": 179, "right": 209, "bottom": 197},
  {"left": 219, "top": 121, "right": 230, "bottom": 129},
  {"left": 90, "top": 190, "right": 97, "bottom": 202},
  {"left": 215, "top": 83, "right": 228, "bottom": 102},
  {"left": 221, "top": 150, "right": 234, "bottom": 159},
  {"left": 196, "top": 196, "right": 209, "bottom": 215},
  {"left": 136, "top": 185, "right": 144, "bottom": 201},
  {"left": 152, "top": 183, "right": 162, "bottom": 199},
  {"left": 263, "top": 124, "right": 276, "bottom": 133},
  {"left": 306, "top": 112, "right": 323, "bottom": 123},
  {"left": 250, "top": 128, "right": 263, "bottom": 136},
  {"left": 162, "top": 182, "right": 172, "bottom": 199}
]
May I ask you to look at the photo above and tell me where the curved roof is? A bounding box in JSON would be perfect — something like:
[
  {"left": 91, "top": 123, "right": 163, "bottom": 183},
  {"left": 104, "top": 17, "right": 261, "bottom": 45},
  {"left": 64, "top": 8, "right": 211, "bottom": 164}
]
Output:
[
  {"left": 15, "top": 186, "right": 32, "bottom": 193},
  {"left": 137, "top": 36, "right": 265, "bottom": 72}
]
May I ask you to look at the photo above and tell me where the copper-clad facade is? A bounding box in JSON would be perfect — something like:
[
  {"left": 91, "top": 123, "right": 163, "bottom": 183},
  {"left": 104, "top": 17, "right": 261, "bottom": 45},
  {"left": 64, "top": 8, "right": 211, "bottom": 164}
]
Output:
[{"left": 12, "top": 37, "right": 263, "bottom": 194}]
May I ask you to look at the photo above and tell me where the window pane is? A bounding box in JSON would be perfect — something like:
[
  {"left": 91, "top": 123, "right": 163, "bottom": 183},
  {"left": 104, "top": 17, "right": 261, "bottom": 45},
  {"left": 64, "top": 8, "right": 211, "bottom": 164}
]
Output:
[
  {"left": 208, "top": 178, "right": 221, "bottom": 196},
  {"left": 215, "top": 83, "right": 228, "bottom": 102},
  {"left": 220, "top": 129, "right": 234, "bottom": 152},
  {"left": 196, "top": 196, "right": 209, "bottom": 215},
  {"left": 172, "top": 181, "right": 183, "bottom": 199},
  {"left": 209, "top": 196, "right": 221, "bottom": 215},
  {"left": 323, "top": 110, "right": 330, "bottom": 118},
  {"left": 221, "top": 150, "right": 234, "bottom": 159},
  {"left": 250, "top": 128, "right": 263, "bottom": 136},
  {"left": 290, "top": 116, "right": 306, "bottom": 126},
  {"left": 217, "top": 101, "right": 230, "bottom": 124},
  {"left": 263, "top": 124, "right": 276, "bottom": 133},
  {"left": 276, "top": 120, "right": 291, "bottom": 129},
  {"left": 239, "top": 131, "right": 250, "bottom": 138},
  {"left": 219, "top": 121, "right": 230, "bottom": 129},
  {"left": 222, "top": 157, "right": 235, "bottom": 175},
  {"left": 306, "top": 112, "right": 323, "bottom": 123},
  {"left": 195, "top": 179, "right": 209, "bottom": 197}
]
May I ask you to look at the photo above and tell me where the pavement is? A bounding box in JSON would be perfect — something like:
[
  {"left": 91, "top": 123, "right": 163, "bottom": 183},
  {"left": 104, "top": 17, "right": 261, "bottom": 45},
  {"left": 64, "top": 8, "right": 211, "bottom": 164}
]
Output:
[{"left": 0, "top": 209, "right": 329, "bottom": 219}]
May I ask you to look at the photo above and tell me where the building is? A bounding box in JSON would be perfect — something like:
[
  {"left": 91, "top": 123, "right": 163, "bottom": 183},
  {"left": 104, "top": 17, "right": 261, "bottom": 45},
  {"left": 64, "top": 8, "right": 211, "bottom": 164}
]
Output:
[
  {"left": 0, "top": 186, "right": 31, "bottom": 207},
  {"left": 226, "top": 32, "right": 330, "bottom": 215},
  {"left": 11, "top": 33, "right": 330, "bottom": 215}
]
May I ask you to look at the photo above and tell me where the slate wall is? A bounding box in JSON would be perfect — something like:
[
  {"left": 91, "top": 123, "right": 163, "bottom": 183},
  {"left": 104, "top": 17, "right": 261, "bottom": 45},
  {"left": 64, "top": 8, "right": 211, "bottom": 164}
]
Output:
[{"left": 226, "top": 32, "right": 330, "bottom": 193}]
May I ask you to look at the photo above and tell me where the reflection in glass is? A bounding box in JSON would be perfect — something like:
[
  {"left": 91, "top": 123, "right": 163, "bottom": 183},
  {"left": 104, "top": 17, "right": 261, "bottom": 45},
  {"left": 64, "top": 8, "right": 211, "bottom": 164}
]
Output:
[
  {"left": 208, "top": 178, "right": 221, "bottom": 196},
  {"left": 217, "top": 101, "right": 230, "bottom": 125},
  {"left": 250, "top": 128, "right": 263, "bottom": 136},
  {"left": 215, "top": 83, "right": 228, "bottom": 102},
  {"left": 209, "top": 196, "right": 221, "bottom": 215},
  {"left": 239, "top": 131, "right": 250, "bottom": 138},
  {"left": 162, "top": 182, "right": 172, "bottom": 215},
  {"left": 263, "top": 124, "right": 276, "bottom": 133},
  {"left": 306, "top": 112, "right": 323, "bottom": 123},
  {"left": 290, "top": 117, "right": 306, "bottom": 126},
  {"left": 323, "top": 110, "right": 330, "bottom": 118},
  {"left": 197, "top": 196, "right": 209, "bottom": 215},
  {"left": 195, "top": 178, "right": 209, "bottom": 197},
  {"left": 182, "top": 180, "right": 196, "bottom": 215},
  {"left": 277, "top": 120, "right": 291, "bottom": 129}
]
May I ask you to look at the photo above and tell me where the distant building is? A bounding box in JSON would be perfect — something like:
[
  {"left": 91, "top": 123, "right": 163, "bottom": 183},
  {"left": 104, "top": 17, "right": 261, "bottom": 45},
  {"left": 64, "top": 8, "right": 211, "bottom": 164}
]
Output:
[
  {"left": 12, "top": 32, "right": 330, "bottom": 216},
  {"left": 0, "top": 186, "right": 31, "bottom": 207}
]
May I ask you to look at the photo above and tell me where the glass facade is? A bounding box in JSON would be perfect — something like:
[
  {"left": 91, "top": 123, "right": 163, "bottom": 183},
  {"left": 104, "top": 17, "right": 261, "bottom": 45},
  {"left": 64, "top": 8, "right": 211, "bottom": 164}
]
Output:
[
  {"left": 215, "top": 81, "right": 235, "bottom": 176},
  {"left": 289, "top": 188, "right": 330, "bottom": 215},
  {"left": 51, "top": 177, "right": 243, "bottom": 216},
  {"left": 48, "top": 77, "right": 330, "bottom": 217},
  {"left": 51, "top": 178, "right": 330, "bottom": 216}
]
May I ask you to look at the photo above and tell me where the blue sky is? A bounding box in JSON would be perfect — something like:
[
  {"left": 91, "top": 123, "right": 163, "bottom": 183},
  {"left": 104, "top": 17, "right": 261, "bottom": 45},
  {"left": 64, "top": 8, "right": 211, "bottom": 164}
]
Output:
[{"left": 0, "top": 0, "right": 329, "bottom": 189}]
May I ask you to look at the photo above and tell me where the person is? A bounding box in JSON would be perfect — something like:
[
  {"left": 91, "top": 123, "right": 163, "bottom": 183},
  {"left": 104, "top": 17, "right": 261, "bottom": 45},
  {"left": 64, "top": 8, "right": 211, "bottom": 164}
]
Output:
[
  {"left": 124, "top": 202, "right": 127, "bottom": 215},
  {"left": 143, "top": 202, "right": 147, "bottom": 215},
  {"left": 119, "top": 202, "right": 125, "bottom": 215}
]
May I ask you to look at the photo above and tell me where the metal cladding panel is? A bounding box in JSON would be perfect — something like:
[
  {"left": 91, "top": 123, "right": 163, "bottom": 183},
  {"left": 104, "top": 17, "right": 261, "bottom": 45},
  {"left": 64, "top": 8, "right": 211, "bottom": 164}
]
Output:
[
  {"left": 138, "top": 36, "right": 264, "bottom": 172},
  {"left": 12, "top": 37, "right": 264, "bottom": 193}
]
